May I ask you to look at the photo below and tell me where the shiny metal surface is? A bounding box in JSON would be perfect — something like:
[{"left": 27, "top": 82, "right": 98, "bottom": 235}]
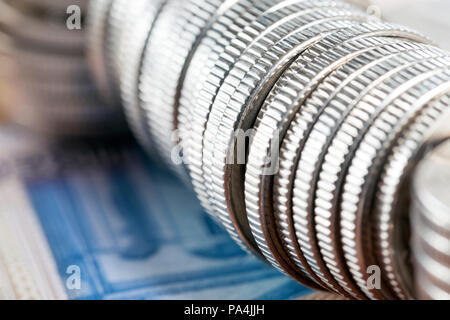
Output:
[{"left": 2, "top": 0, "right": 450, "bottom": 300}]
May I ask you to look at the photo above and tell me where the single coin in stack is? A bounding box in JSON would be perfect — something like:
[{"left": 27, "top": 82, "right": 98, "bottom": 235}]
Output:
[
  {"left": 310, "top": 46, "right": 448, "bottom": 300},
  {"left": 337, "top": 62, "right": 450, "bottom": 299},
  {"left": 0, "top": 32, "right": 19, "bottom": 118},
  {"left": 229, "top": 13, "right": 378, "bottom": 291},
  {"left": 174, "top": 0, "right": 254, "bottom": 218},
  {"left": 244, "top": 32, "right": 418, "bottom": 298},
  {"left": 204, "top": 21, "right": 422, "bottom": 296},
  {"left": 0, "top": 0, "right": 127, "bottom": 136},
  {"left": 0, "top": 0, "right": 84, "bottom": 53}
]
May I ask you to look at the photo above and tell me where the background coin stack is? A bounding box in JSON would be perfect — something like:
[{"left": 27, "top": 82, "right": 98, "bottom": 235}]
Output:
[
  {"left": 84, "top": 0, "right": 450, "bottom": 300},
  {"left": 412, "top": 140, "right": 450, "bottom": 300},
  {"left": 0, "top": 0, "right": 126, "bottom": 135},
  {"left": 0, "top": 0, "right": 449, "bottom": 300}
]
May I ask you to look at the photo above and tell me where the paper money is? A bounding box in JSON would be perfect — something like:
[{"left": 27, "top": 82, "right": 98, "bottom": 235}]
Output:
[{"left": 0, "top": 125, "right": 311, "bottom": 300}]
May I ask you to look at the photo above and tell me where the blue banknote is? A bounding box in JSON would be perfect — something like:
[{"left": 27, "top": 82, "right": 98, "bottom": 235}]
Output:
[{"left": 5, "top": 130, "right": 312, "bottom": 300}]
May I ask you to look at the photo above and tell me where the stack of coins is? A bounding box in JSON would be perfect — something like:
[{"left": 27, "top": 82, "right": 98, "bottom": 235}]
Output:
[
  {"left": 86, "top": 0, "right": 450, "bottom": 299},
  {"left": 0, "top": 31, "right": 16, "bottom": 118},
  {"left": 412, "top": 140, "right": 450, "bottom": 300},
  {"left": 0, "top": 0, "right": 126, "bottom": 135}
]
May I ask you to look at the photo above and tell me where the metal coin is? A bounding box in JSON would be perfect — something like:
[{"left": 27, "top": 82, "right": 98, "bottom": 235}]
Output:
[{"left": 338, "top": 65, "right": 450, "bottom": 299}]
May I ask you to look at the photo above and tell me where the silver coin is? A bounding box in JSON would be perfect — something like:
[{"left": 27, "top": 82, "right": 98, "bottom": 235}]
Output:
[
  {"left": 16, "top": 81, "right": 100, "bottom": 109},
  {"left": 86, "top": 0, "right": 117, "bottom": 106},
  {"left": 412, "top": 141, "right": 450, "bottom": 236},
  {"left": 139, "top": 0, "right": 235, "bottom": 181},
  {"left": 412, "top": 231, "right": 450, "bottom": 298},
  {"left": 105, "top": 0, "right": 129, "bottom": 104},
  {"left": 200, "top": 0, "right": 368, "bottom": 259}
]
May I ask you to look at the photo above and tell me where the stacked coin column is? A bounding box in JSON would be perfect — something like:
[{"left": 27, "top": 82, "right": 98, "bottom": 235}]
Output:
[
  {"left": 0, "top": 0, "right": 126, "bottom": 135},
  {"left": 86, "top": 0, "right": 450, "bottom": 300}
]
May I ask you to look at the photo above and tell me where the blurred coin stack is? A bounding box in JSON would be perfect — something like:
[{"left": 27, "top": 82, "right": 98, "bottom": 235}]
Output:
[
  {"left": 85, "top": 0, "right": 450, "bottom": 300},
  {"left": 0, "top": 0, "right": 126, "bottom": 135},
  {"left": 412, "top": 140, "right": 450, "bottom": 300}
]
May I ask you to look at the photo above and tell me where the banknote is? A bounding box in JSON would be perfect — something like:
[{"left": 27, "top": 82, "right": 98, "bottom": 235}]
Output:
[{"left": 0, "top": 125, "right": 311, "bottom": 300}]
